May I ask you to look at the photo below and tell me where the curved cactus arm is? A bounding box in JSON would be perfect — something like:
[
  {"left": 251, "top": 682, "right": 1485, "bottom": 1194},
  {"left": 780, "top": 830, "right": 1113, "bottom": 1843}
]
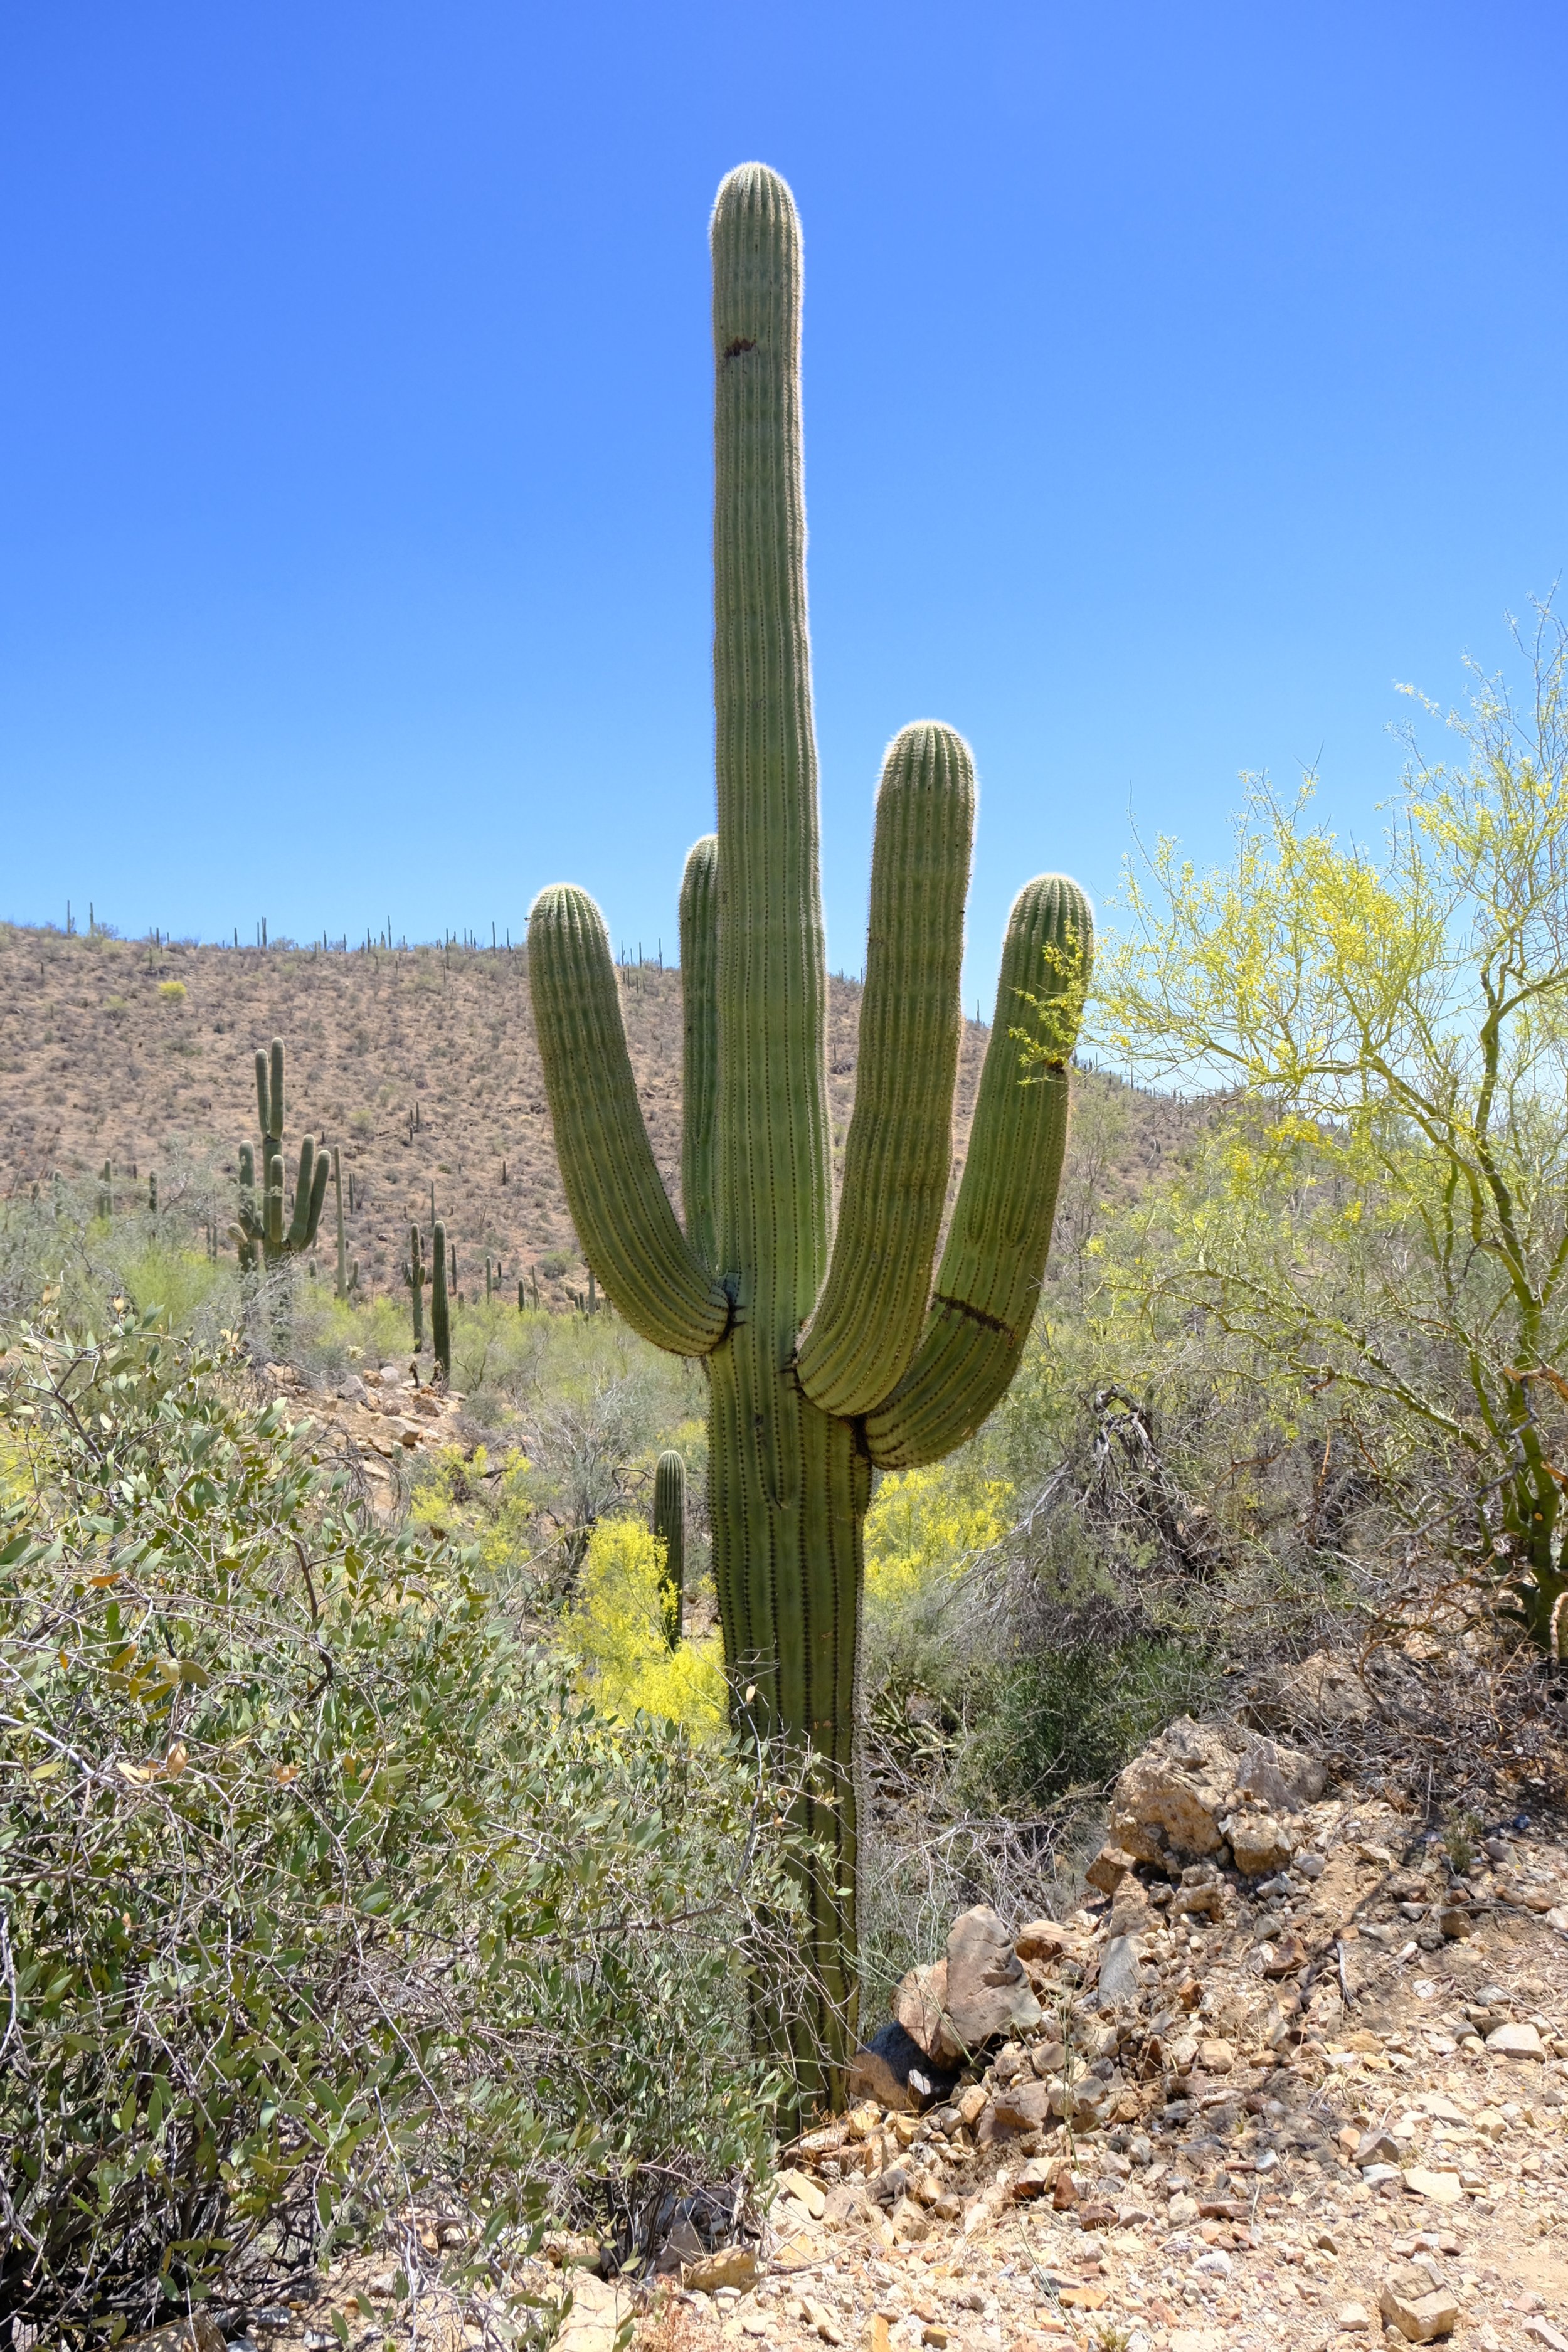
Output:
[
  {"left": 797, "top": 722, "right": 974, "bottom": 1418},
  {"left": 679, "top": 835, "right": 720, "bottom": 1268},
  {"left": 864, "top": 875, "right": 1093, "bottom": 1468},
  {"left": 531, "top": 882, "right": 731, "bottom": 1356}
]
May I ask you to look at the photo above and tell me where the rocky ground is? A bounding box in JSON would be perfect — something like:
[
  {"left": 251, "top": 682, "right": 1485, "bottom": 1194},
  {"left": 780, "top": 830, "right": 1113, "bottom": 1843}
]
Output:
[{"left": 155, "top": 1702, "right": 1567, "bottom": 2352}]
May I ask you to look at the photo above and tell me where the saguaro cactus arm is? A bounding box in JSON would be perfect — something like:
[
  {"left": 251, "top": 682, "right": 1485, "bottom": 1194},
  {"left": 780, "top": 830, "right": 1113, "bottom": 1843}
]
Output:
[
  {"left": 679, "top": 835, "right": 720, "bottom": 1268},
  {"left": 287, "top": 1133, "right": 329, "bottom": 1251},
  {"left": 864, "top": 876, "right": 1093, "bottom": 1468},
  {"left": 797, "top": 723, "right": 975, "bottom": 1418},
  {"left": 531, "top": 882, "right": 731, "bottom": 1356}
]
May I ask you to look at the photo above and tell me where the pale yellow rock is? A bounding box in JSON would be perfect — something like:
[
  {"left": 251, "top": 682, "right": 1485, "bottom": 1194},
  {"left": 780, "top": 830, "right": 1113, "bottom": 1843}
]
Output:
[
  {"left": 685, "top": 2249, "right": 760, "bottom": 2295},
  {"left": 1404, "top": 2167, "right": 1464, "bottom": 2205},
  {"left": 1378, "top": 2268, "right": 1459, "bottom": 2343},
  {"left": 774, "top": 2167, "right": 827, "bottom": 2219}
]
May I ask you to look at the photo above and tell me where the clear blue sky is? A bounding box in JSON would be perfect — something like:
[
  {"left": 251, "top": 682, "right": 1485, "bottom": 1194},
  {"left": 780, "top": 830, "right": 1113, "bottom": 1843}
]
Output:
[{"left": 4, "top": 3, "right": 1567, "bottom": 1009}]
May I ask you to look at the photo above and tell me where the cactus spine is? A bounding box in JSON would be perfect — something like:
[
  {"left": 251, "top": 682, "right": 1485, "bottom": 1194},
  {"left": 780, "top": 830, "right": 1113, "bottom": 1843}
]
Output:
[
  {"left": 529, "top": 166, "right": 1091, "bottom": 2107},
  {"left": 410, "top": 1223, "right": 425, "bottom": 1350},
  {"left": 652, "top": 1448, "right": 687, "bottom": 1648},
  {"left": 230, "top": 1038, "right": 330, "bottom": 1273},
  {"left": 432, "top": 1218, "right": 451, "bottom": 1377}
]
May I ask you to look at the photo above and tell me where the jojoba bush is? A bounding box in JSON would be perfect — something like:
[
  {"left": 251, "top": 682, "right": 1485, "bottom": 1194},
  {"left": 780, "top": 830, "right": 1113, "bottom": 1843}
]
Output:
[{"left": 0, "top": 1313, "right": 805, "bottom": 2344}]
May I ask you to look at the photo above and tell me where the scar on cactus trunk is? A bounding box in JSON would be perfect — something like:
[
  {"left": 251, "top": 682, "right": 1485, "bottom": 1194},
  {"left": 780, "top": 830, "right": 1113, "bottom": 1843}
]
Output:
[{"left": 528, "top": 164, "right": 1091, "bottom": 2111}]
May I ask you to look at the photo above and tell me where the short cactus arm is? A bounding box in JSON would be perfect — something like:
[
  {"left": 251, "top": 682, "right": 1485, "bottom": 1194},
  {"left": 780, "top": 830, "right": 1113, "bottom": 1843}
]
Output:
[
  {"left": 255, "top": 1049, "right": 270, "bottom": 1137},
  {"left": 531, "top": 882, "right": 731, "bottom": 1355},
  {"left": 797, "top": 722, "right": 974, "bottom": 1417},
  {"left": 680, "top": 835, "right": 720, "bottom": 1268},
  {"left": 864, "top": 876, "right": 1092, "bottom": 1468}
]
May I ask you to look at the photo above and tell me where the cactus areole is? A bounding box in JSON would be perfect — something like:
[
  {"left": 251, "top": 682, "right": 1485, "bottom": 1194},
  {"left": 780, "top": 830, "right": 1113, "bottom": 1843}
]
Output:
[{"left": 529, "top": 166, "right": 1091, "bottom": 2107}]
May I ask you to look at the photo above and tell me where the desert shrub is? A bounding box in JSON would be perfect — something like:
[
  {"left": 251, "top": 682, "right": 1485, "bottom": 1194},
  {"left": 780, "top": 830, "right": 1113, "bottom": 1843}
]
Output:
[
  {"left": 156, "top": 979, "right": 186, "bottom": 1002},
  {"left": 861, "top": 1463, "right": 1014, "bottom": 1700},
  {"left": 562, "top": 1516, "right": 728, "bottom": 1739},
  {"left": 113, "top": 1239, "right": 228, "bottom": 1333},
  {"left": 539, "top": 1249, "right": 573, "bottom": 1279},
  {"left": 0, "top": 1314, "right": 803, "bottom": 2344},
  {"left": 955, "top": 1610, "right": 1217, "bottom": 1812}
]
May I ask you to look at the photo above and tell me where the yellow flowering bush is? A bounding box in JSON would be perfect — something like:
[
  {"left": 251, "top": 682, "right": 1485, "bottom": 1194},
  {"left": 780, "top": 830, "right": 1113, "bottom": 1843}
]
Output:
[
  {"left": 563, "top": 1516, "right": 728, "bottom": 1739},
  {"left": 864, "top": 1464, "right": 1013, "bottom": 1609}
]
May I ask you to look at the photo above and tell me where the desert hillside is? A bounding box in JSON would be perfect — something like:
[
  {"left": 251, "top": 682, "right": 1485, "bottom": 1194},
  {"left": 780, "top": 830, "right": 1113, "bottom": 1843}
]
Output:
[{"left": 0, "top": 922, "right": 1190, "bottom": 1306}]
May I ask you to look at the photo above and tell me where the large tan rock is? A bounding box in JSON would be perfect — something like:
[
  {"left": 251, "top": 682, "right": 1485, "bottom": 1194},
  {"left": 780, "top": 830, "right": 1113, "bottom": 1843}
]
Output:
[
  {"left": 1085, "top": 1843, "right": 1136, "bottom": 1894},
  {"left": 1378, "top": 2262, "right": 1459, "bottom": 2342},
  {"left": 1113, "top": 1717, "right": 1323, "bottom": 1857},
  {"left": 1269, "top": 1649, "right": 1373, "bottom": 1734},
  {"left": 1226, "top": 1811, "right": 1295, "bottom": 1876},
  {"left": 893, "top": 1960, "right": 950, "bottom": 2058},
  {"left": 1233, "top": 1734, "right": 1325, "bottom": 1813},
  {"left": 983, "top": 2076, "right": 1054, "bottom": 2138},
  {"left": 941, "top": 1905, "right": 1042, "bottom": 2053},
  {"left": 1113, "top": 1717, "right": 1237, "bottom": 1855}
]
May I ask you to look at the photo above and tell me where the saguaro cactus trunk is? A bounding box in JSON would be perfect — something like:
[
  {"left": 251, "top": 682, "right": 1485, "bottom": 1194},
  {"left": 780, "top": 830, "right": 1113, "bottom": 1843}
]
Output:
[
  {"left": 653, "top": 1449, "right": 687, "bottom": 1648},
  {"left": 529, "top": 166, "right": 1091, "bottom": 2108},
  {"left": 432, "top": 1219, "right": 451, "bottom": 1378}
]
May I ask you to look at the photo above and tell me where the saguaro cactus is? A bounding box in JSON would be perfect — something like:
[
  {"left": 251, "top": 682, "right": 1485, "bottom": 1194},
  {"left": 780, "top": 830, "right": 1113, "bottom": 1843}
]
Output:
[
  {"left": 529, "top": 165, "right": 1092, "bottom": 2105},
  {"left": 231, "top": 1039, "right": 331, "bottom": 1273},
  {"left": 432, "top": 1218, "right": 451, "bottom": 1377},
  {"left": 410, "top": 1223, "right": 426, "bottom": 1350},
  {"left": 652, "top": 1449, "right": 687, "bottom": 1648},
  {"left": 334, "top": 1148, "right": 349, "bottom": 1300}
]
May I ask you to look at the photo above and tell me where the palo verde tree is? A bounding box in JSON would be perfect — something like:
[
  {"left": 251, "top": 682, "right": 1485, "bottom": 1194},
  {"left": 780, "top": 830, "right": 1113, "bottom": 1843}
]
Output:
[
  {"left": 529, "top": 164, "right": 1091, "bottom": 2100},
  {"left": 1085, "top": 605, "right": 1568, "bottom": 1661}
]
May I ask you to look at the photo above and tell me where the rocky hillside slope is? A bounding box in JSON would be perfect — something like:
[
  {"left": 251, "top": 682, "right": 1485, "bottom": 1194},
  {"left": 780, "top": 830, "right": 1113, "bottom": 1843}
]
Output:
[
  {"left": 195, "top": 1707, "right": 1568, "bottom": 2352},
  {"left": 0, "top": 922, "right": 1192, "bottom": 1308}
]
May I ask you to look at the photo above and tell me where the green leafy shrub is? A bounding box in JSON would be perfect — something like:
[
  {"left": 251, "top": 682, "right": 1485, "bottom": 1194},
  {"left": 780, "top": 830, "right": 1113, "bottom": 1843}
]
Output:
[{"left": 0, "top": 1315, "right": 803, "bottom": 2344}]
